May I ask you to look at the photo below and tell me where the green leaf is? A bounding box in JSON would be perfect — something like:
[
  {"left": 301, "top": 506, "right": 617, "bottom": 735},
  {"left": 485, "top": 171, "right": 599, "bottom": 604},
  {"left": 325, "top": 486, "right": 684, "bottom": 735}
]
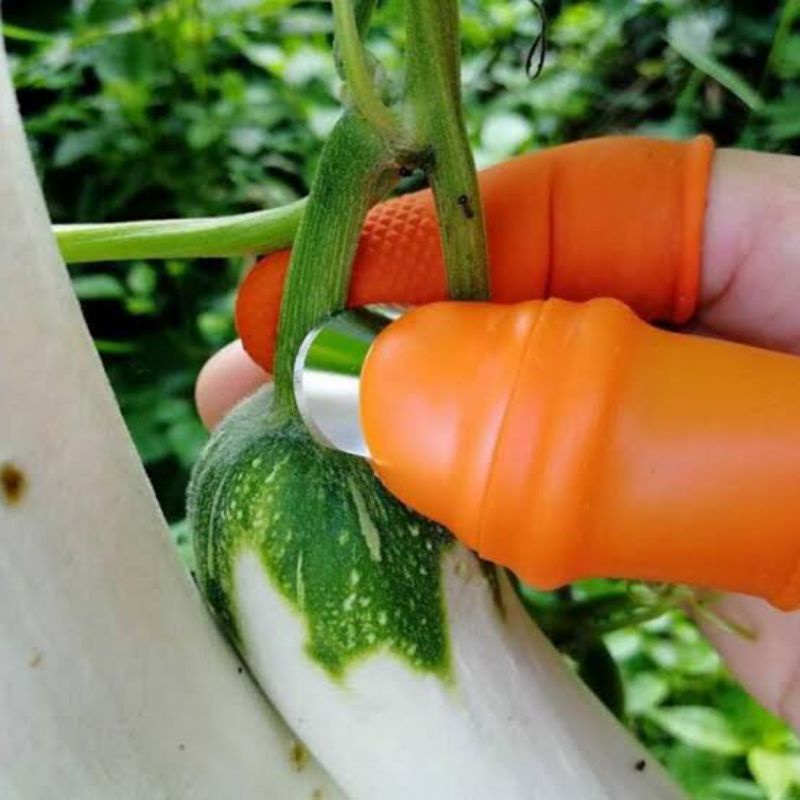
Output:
[
  {"left": 646, "top": 632, "right": 722, "bottom": 675},
  {"left": 666, "top": 33, "right": 764, "bottom": 112},
  {"left": 480, "top": 111, "right": 532, "bottom": 157},
  {"left": 646, "top": 706, "right": 750, "bottom": 756},
  {"left": 94, "top": 34, "right": 157, "bottom": 85},
  {"left": 697, "top": 776, "right": 768, "bottom": 800},
  {"left": 54, "top": 130, "right": 106, "bottom": 167},
  {"left": 663, "top": 744, "right": 755, "bottom": 799},
  {"left": 718, "top": 687, "right": 795, "bottom": 751},
  {"left": 197, "top": 311, "right": 234, "bottom": 345},
  {"left": 283, "top": 47, "right": 334, "bottom": 87},
  {"left": 748, "top": 748, "right": 800, "bottom": 800},
  {"left": 126, "top": 262, "right": 158, "bottom": 296},
  {"left": 1, "top": 23, "right": 56, "bottom": 44},
  {"left": 764, "top": 97, "right": 800, "bottom": 141},
  {"left": 604, "top": 628, "right": 642, "bottom": 662},
  {"left": 125, "top": 296, "right": 157, "bottom": 315},
  {"left": 772, "top": 37, "right": 800, "bottom": 80},
  {"left": 552, "top": 2, "right": 607, "bottom": 46},
  {"left": 71, "top": 273, "right": 126, "bottom": 300},
  {"left": 229, "top": 125, "right": 268, "bottom": 156},
  {"left": 166, "top": 417, "right": 208, "bottom": 469},
  {"left": 236, "top": 42, "right": 285, "bottom": 74},
  {"left": 626, "top": 672, "right": 669, "bottom": 716},
  {"left": 125, "top": 411, "right": 172, "bottom": 464},
  {"left": 94, "top": 339, "right": 137, "bottom": 355}
]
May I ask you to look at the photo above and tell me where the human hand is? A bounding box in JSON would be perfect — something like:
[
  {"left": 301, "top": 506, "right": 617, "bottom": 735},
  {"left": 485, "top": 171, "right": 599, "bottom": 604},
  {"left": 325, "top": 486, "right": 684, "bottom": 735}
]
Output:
[{"left": 194, "top": 146, "right": 800, "bottom": 731}]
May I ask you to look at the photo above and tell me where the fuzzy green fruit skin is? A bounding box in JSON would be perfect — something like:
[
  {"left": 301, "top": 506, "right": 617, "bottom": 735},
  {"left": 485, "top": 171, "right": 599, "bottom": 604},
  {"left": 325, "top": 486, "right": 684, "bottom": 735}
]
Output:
[{"left": 189, "top": 387, "right": 453, "bottom": 679}]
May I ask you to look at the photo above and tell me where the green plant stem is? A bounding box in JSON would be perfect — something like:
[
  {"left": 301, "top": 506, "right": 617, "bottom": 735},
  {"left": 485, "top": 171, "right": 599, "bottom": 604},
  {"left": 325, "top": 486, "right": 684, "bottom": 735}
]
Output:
[
  {"left": 332, "top": 0, "right": 395, "bottom": 134},
  {"left": 272, "top": 112, "right": 396, "bottom": 413},
  {"left": 54, "top": 200, "right": 305, "bottom": 264},
  {"left": 405, "top": 0, "right": 490, "bottom": 301},
  {"left": 520, "top": 589, "right": 675, "bottom": 651}
]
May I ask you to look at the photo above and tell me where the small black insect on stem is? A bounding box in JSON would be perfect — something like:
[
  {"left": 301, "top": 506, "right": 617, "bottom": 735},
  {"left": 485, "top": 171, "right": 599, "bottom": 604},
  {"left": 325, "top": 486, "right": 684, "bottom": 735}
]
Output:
[
  {"left": 457, "top": 194, "right": 475, "bottom": 219},
  {"left": 525, "top": 0, "right": 548, "bottom": 80}
]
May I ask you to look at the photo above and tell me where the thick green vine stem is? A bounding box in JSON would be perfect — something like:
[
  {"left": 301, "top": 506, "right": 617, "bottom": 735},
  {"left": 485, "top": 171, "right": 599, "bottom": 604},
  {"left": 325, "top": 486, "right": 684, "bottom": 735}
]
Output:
[
  {"left": 55, "top": 200, "right": 305, "bottom": 264},
  {"left": 273, "top": 111, "right": 396, "bottom": 413},
  {"left": 405, "top": 0, "right": 490, "bottom": 301}
]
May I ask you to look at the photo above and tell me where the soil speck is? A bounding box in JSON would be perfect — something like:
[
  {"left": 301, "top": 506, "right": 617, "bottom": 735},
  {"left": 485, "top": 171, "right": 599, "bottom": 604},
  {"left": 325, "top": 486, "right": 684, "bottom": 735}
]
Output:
[
  {"left": 1, "top": 462, "right": 26, "bottom": 506},
  {"left": 290, "top": 739, "right": 309, "bottom": 772}
]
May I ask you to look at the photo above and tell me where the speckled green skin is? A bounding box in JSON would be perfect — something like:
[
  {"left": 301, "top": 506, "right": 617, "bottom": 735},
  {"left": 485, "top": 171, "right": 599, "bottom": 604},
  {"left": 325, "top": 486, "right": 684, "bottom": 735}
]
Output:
[{"left": 188, "top": 387, "right": 453, "bottom": 679}]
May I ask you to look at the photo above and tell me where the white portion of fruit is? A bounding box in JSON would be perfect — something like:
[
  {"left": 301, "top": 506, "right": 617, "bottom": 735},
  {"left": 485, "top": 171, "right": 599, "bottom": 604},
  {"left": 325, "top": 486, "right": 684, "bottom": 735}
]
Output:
[
  {"left": 0, "top": 29, "right": 343, "bottom": 800},
  {"left": 235, "top": 545, "right": 687, "bottom": 799}
]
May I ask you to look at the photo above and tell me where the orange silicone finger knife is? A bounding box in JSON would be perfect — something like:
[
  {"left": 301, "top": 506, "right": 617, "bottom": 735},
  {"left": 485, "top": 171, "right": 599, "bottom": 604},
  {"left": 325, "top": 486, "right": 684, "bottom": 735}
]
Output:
[
  {"left": 241, "top": 135, "right": 714, "bottom": 371},
  {"left": 295, "top": 300, "right": 800, "bottom": 610}
]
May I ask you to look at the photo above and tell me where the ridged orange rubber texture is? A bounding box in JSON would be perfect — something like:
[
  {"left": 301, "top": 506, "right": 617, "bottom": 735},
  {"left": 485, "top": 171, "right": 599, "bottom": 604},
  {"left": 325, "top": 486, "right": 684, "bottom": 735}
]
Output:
[
  {"left": 236, "top": 135, "right": 715, "bottom": 371},
  {"left": 361, "top": 299, "right": 800, "bottom": 610}
]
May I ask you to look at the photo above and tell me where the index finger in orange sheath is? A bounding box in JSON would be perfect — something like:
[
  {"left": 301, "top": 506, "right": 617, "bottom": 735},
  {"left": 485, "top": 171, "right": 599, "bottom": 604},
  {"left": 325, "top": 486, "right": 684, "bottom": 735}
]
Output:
[{"left": 236, "top": 135, "right": 715, "bottom": 372}]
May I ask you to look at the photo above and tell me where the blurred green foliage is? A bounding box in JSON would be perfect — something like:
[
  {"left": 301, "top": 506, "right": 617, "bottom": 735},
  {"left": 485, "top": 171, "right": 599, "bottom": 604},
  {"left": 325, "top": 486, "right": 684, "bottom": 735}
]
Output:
[
  {"left": 4, "top": 1, "right": 800, "bottom": 797},
  {"left": 613, "top": 613, "right": 800, "bottom": 800},
  {"left": 521, "top": 579, "right": 800, "bottom": 799}
]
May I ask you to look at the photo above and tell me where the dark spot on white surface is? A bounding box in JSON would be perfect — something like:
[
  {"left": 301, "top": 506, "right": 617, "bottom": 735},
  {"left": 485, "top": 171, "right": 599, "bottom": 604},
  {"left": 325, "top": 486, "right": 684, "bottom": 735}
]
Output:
[{"left": 1, "top": 462, "right": 26, "bottom": 506}]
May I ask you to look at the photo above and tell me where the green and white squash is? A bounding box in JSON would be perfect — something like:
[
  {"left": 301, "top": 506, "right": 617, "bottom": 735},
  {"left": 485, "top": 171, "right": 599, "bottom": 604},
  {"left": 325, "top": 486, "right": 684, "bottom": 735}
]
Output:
[
  {"left": 0, "top": 28, "right": 343, "bottom": 799},
  {"left": 189, "top": 388, "right": 687, "bottom": 799}
]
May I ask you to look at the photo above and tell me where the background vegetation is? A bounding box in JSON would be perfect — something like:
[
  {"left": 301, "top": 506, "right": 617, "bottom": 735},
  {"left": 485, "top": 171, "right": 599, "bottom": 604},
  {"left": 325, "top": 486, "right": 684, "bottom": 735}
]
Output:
[{"left": 4, "top": 1, "right": 800, "bottom": 796}]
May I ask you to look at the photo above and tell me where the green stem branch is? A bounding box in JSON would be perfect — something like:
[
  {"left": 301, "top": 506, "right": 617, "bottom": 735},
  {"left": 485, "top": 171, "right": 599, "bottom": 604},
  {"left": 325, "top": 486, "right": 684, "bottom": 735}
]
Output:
[
  {"left": 405, "top": 0, "right": 490, "bottom": 301},
  {"left": 332, "top": 0, "right": 395, "bottom": 134},
  {"left": 273, "top": 113, "right": 396, "bottom": 412},
  {"left": 352, "top": 0, "right": 377, "bottom": 35},
  {"left": 54, "top": 200, "right": 305, "bottom": 264}
]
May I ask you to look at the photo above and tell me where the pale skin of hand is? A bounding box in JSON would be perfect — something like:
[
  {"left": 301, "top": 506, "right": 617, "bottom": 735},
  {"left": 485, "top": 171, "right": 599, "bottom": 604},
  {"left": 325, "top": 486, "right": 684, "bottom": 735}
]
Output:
[{"left": 195, "top": 149, "right": 800, "bottom": 731}]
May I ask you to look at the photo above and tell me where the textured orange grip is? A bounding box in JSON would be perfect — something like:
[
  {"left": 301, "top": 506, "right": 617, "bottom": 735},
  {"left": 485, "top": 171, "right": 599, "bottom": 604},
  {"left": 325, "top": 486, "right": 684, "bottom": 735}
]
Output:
[
  {"left": 237, "top": 135, "right": 715, "bottom": 371},
  {"left": 361, "top": 299, "right": 800, "bottom": 610}
]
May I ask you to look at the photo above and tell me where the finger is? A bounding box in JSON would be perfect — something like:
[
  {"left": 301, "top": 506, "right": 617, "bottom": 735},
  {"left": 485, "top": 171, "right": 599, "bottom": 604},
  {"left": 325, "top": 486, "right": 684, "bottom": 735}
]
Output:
[
  {"left": 195, "top": 339, "right": 269, "bottom": 430},
  {"left": 700, "top": 148, "right": 800, "bottom": 354},
  {"left": 698, "top": 150, "right": 800, "bottom": 723},
  {"left": 699, "top": 594, "right": 800, "bottom": 730}
]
